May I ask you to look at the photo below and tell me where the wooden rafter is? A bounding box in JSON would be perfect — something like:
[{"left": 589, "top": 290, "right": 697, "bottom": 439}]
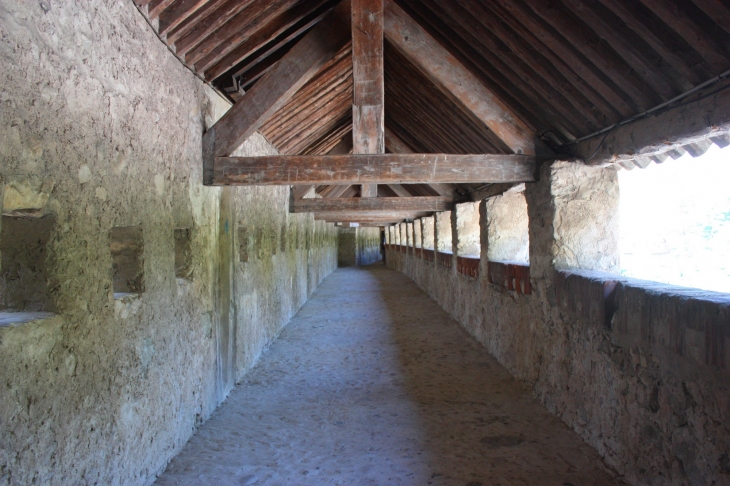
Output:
[
  {"left": 203, "top": 0, "right": 351, "bottom": 182},
  {"left": 383, "top": 0, "right": 535, "bottom": 155}
]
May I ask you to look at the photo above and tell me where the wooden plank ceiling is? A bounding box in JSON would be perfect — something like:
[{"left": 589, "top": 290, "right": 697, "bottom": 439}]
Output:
[{"left": 135, "top": 0, "right": 730, "bottom": 221}]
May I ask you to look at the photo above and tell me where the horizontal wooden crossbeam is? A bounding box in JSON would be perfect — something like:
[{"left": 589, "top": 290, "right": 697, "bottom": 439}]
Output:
[
  {"left": 291, "top": 196, "right": 453, "bottom": 213},
  {"left": 206, "top": 154, "right": 536, "bottom": 185},
  {"left": 315, "top": 210, "right": 428, "bottom": 219}
]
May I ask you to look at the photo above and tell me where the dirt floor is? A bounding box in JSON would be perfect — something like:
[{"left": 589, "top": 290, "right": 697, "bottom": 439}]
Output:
[{"left": 156, "top": 264, "right": 620, "bottom": 485}]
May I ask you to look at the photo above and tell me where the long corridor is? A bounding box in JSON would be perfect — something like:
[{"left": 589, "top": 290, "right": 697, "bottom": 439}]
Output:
[{"left": 157, "top": 265, "right": 619, "bottom": 485}]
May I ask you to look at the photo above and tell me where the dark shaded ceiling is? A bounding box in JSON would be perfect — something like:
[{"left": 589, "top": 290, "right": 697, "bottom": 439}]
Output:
[{"left": 134, "top": 0, "right": 730, "bottom": 205}]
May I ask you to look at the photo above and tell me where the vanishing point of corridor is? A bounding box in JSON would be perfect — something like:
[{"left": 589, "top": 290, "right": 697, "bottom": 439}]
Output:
[{"left": 157, "top": 265, "right": 619, "bottom": 485}]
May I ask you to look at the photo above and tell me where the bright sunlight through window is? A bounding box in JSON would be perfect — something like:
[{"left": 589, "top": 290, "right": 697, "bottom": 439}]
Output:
[{"left": 619, "top": 144, "right": 730, "bottom": 293}]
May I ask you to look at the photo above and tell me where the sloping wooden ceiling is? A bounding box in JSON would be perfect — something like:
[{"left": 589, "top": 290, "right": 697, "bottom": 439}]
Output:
[{"left": 134, "top": 0, "right": 730, "bottom": 219}]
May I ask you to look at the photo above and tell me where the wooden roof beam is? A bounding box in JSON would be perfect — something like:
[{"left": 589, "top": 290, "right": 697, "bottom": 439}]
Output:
[
  {"left": 291, "top": 196, "right": 453, "bottom": 213},
  {"left": 206, "top": 153, "right": 536, "bottom": 185},
  {"left": 384, "top": 127, "right": 456, "bottom": 198},
  {"left": 383, "top": 0, "right": 535, "bottom": 155},
  {"left": 572, "top": 82, "right": 730, "bottom": 167},
  {"left": 315, "top": 211, "right": 429, "bottom": 222},
  {"left": 203, "top": 1, "right": 351, "bottom": 182},
  {"left": 352, "top": 0, "right": 385, "bottom": 198}
]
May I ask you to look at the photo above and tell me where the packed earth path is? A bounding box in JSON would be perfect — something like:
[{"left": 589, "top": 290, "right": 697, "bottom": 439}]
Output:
[{"left": 156, "top": 264, "right": 620, "bottom": 486}]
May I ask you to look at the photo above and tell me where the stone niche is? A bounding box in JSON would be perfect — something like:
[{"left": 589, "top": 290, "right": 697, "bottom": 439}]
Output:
[
  {"left": 0, "top": 214, "right": 57, "bottom": 314},
  {"left": 110, "top": 225, "right": 145, "bottom": 297},
  {"left": 174, "top": 228, "right": 193, "bottom": 280}
]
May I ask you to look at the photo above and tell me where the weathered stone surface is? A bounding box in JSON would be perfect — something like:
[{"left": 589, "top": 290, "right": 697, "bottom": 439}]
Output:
[
  {"left": 386, "top": 160, "right": 730, "bottom": 485},
  {"left": 0, "top": 1, "right": 337, "bottom": 484},
  {"left": 435, "top": 211, "right": 452, "bottom": 252},
  {"left": 486, "top": 191, "right": 529, "bottom": 263},
  {"left": 421, "top": 216, "right": 435, "bottom": 250},
  {"left": 455, "top": 201, "right": 480, "bottom": 257},
  {"left": 2, "top": 180, "right": 54, "bottom": 216}
]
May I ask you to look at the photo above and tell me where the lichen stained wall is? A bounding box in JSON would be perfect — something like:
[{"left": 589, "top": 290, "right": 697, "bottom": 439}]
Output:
[
  {"left": 387, "top": 161, "right": 730, "bottom": 485},
  {"left": 0, "top": 1, "right": 337, "bottom": 484}
]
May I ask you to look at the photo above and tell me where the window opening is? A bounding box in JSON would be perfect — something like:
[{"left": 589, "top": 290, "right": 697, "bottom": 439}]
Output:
[
  {"left": 111, "top": 225, "right": 145, "bottom": 298},
  {"left": 0, "top": 214, "right": 56, "bottom": 324},
  {"left": 618, "top": 144, "right": 730, "bottom": 293},
  {"left": 174, "top": 228, "right": 193, "bottom": 281}
]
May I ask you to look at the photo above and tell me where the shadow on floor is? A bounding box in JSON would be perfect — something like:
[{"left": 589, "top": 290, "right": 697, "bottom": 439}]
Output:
[{"left": 156, "top": 265, "right": 620, "bottom": 486}]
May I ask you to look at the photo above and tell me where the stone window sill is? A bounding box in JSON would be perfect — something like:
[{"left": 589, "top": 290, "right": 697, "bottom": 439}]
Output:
[
  {"left": 555, "top": 268, "right": 730, "bottom": 371},
  {"left": 0, "top": 311, "right": 57, "bottom": 328}
]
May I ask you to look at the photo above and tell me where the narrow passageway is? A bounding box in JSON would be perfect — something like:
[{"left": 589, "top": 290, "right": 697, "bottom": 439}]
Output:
[{"left": 157, "top": 265, "right": 618, "bottom": 485}]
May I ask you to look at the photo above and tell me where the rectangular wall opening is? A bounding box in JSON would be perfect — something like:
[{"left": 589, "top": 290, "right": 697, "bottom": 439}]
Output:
[
  {"left": 174, "top": 228, "right": 193, "bottom": 281},
  {"left": 0, "top": 214, "right": 56, "bottom": 325},
  {"left": 111, "top": 225, "right": 145, "bottom": 298}
]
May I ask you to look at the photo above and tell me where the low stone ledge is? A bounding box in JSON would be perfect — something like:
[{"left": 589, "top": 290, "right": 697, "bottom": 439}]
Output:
[
  {"left": 555, "top": 269, "right": 730, "bottom": 372},
  {"left": 0, "top": 311, "right": 57, "bottom": 328}
]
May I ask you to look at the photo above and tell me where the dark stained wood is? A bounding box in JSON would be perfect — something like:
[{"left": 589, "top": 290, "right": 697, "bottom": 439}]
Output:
[
  {"left": 352, "top": 0, "right": 384, "bottom": 108},
  {"left": 398, "top": 0, "right": 572, "bottom": 139},
  {"left": 572, "top": 82, "right": 730, "bottom": 166},
  {"left": 384, "top": 43, "right": 510, "bottom": 154},
  {"left": 291, "top": 196, "right": 453, "bottom": 213},
  {"left": 147, "top": 0, "right": 176, "bottom": 19},
  {"left": 386, "top": 184, "right": 412, "bottom": 197},
  {"left": 360, "top": 183, "right": 378, "bottom": 197},
  {"left": 596, "top": 0, "right": 711, "bottom": 85},
  {"left": 384, "top": 0, "right": 535, "bottom": 155},
  {"left": 549, "top": 0, "right": 685, "bottom": 97},
  {"left": 469, "top": 183, "right": 522, "bottom": 202},
  {"left": 166, "top": 0, "right": 230, "bottom": 44},
  {"left": 185, "top": 0, "right": 297, "bottom": 66},
  {"left": 260, "top": 43, "right": 353, "bottom": 155},
  {"left": 352, "top": 0, "right": 385, "bottom": 198},
  {"left": 637, "top": 0, "right": 730, "bottom": 74},
  {"left": 207, "top": 154, "right": 537, "bottom": 185},
  {"left": 384, "top": 127, "right": 413, "bottom": 154},
  {"left": 291, "top": 185, "right": 315, "bottom": 200},
  {"left": 521, "top": 0, "right": 661, "bottom": 109},
  {"left": 691, "top": 0, "right": 730, "bottom": 36},
  {"left": 173, "top": 0, "right": 256, "bottom": 55},
  {"left": 431, "top": 0, "right": 605, "bottom": 131},
  {"left": 158, "top": 0, "right": 210, "bottom": 36},
  {"left": 477, "top": 0, "right": 625, "bottom": 121},
  {"left": 202, "top": 0, "right": 334, "bottom": 79},
  {"left": 315, "top": 211, "right": 429, "bottom": 222},
  {"left": 203, "top": 0, "right": 351, "bottom": 177}
]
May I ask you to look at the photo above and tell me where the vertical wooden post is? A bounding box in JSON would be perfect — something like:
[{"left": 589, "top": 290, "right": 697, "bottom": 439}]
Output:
[{"left": 352, "top": 0, "right": 384, "bottom": 197}]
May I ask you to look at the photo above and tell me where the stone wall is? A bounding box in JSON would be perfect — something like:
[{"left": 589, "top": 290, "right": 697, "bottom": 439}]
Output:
[
  {"left": 485, "top": 191, "right": 529, "bottom": 263},
  {"left": 386, "top": 161, "right": 730, "bottom": 485},
  {"left": 0, "top": 1, "right": 337, "bottom": 484}
]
